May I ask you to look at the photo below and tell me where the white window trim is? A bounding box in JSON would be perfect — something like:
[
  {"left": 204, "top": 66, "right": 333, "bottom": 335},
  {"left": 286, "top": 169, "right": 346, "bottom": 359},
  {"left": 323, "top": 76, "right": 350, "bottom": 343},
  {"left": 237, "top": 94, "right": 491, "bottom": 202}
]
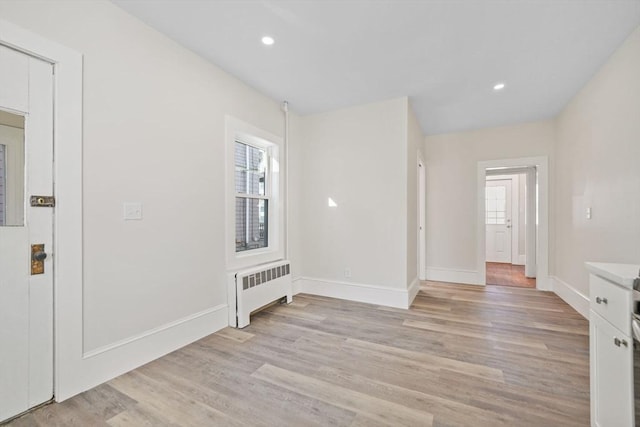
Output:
[{"left": 225, "top": 116, "right": 284, "bottom": 271}]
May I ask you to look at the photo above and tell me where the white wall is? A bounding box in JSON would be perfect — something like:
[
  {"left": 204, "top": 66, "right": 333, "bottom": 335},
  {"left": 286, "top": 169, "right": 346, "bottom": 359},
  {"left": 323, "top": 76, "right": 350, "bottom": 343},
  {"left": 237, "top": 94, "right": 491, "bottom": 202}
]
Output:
[
  {"left": 287, "top": 111, "right": 304, "bottom": 281},
  {"left": 554, "top": 25, "right": 640, "bottom": 297},
  {"left": 423, "top": 121, "right": 554, "bottom": 283},
  {"left": 0, "top": 0, "right": 285, "bottom": 396},
  {"left": 295, "top": 98, "right": 409, "bottom": 297}
]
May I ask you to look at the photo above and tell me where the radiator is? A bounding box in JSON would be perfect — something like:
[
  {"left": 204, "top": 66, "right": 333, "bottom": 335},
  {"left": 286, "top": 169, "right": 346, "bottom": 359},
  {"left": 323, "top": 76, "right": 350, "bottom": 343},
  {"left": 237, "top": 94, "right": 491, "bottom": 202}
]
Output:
[{"left": 229, "top": 260, "right": 292, "bottom": 328}]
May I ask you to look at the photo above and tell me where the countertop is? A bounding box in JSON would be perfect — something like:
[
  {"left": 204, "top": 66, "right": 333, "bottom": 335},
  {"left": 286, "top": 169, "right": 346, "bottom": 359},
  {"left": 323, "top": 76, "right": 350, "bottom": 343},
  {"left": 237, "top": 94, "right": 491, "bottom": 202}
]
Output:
[{"left": 585, "top": 262, "right": 640, "bottom": 288}]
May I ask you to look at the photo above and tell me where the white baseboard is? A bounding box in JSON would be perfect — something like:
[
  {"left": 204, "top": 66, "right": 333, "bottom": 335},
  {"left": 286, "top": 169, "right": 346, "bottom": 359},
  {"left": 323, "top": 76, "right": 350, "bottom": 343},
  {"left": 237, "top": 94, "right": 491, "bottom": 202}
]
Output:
[
  {"left": 295, "top": 277, "right": 412, "bottom": 309},
  {"left": 425, "top": 267, "right": 481, "bottom": 285},
  {"left": 407, "top": 277, "right": 420, "bottom": 307},
  {"left": 58, "top": 304, "right": 227, "bottom": 401},
  {"left": 551, "top": 276, "right": 589, "bottom": 319}
]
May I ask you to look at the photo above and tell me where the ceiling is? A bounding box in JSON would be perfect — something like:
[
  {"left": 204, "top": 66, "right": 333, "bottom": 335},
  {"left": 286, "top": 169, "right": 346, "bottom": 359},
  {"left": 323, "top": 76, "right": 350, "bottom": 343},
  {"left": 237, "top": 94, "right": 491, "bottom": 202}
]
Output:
[{"left": 112, "top": 0, "right": 640, "bottom": 135}]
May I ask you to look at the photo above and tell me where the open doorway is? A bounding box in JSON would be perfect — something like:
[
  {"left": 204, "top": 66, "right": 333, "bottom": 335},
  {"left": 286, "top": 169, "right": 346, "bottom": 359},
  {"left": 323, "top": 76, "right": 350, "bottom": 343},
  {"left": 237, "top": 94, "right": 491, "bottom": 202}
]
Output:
[
  {"left": 485, "top": 173, "right": 535, "bottom": 288},
  {"left": 476, "top": 157, "right": 549, "bottom": 291}
]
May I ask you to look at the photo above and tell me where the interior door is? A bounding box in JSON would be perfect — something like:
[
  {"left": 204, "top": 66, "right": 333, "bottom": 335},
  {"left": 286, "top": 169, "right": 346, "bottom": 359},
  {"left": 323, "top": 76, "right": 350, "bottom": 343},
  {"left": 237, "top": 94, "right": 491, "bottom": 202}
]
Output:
[
  {"left": 485, "top": 179, "right": 512, "bottom": 263},
  {"left": 0, "top": 44, "right": 54, "bottom": 422},
  {"left": 418, "top": 160, "right": 426, "bottom": 280}
]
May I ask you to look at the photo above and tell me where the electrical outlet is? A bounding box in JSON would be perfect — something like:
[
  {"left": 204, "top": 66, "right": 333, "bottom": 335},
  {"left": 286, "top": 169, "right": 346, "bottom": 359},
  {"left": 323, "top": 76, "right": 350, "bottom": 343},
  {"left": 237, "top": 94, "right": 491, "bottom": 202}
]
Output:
[
  {"left": 586, "top": 207, "right": 592, "bottom": 220},
  {"left": 123, "top": 202, "right": 143, "bottom": 220},
  {"left": 344, "top": 268, "right": 352, "bottom": 278}
]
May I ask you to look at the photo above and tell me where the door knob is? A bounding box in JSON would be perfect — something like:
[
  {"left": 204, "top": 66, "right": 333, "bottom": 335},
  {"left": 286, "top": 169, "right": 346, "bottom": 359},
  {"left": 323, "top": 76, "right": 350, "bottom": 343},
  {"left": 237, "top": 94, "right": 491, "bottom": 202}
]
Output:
[{"left": 32, "top": 251, "right": 47, "bottom": 262}]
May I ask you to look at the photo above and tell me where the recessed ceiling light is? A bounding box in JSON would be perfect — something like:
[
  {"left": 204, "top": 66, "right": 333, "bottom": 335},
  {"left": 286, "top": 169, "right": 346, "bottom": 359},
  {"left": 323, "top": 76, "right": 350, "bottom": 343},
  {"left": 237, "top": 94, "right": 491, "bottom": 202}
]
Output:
[
  {"left": 261, "top": 36, "right": 274, "bottom": 46},
  {"left": 493, "top": 82, "right": 506, "bottom": 91}
]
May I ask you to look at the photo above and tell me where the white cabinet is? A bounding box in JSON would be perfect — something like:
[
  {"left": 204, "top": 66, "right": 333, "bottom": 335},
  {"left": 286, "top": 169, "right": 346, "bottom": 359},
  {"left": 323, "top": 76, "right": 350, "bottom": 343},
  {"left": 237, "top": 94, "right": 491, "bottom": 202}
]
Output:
[
  {"left": 590, "top": 311, "right": 634, "bottom": 427},
  {"left": 587, "top": 267, "right": 636, "bottom": 427}
]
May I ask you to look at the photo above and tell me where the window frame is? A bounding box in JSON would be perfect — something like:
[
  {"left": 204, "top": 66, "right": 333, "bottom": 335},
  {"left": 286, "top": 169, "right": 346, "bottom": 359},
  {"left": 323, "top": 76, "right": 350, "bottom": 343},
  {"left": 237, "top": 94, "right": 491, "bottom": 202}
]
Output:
[
  {"left": 234, "top": 140, "right": 270, "bottom": 253},
  {"left": 225, "top": 116, "right": 283, "bottom": 271}
]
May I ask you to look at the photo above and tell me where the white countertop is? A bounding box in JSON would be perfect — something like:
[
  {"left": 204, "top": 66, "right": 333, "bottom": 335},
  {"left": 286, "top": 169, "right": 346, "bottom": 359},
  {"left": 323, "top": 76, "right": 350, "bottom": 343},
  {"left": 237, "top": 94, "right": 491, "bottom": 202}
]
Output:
[{"left": 585, "top": 262, "right": 640, "bottom": 288}]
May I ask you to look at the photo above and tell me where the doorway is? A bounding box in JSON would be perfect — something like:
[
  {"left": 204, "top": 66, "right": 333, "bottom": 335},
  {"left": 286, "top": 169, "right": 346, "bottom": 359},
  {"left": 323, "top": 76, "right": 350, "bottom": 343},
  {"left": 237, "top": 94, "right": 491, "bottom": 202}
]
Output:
[
  {"left": 476, "top": 157, "right": 549, "bottom": 290},
  {"left": 0, "top": 45, "right": 55, "bottom": 422},
  {"left": 484, "top": 173, "right": 535, "bottom": 288}
]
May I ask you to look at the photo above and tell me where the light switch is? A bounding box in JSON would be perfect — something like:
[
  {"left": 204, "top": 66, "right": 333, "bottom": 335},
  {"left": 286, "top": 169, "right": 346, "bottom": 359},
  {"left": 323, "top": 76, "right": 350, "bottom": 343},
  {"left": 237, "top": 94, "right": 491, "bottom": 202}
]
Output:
[
  {"left": 123, "top": 202, "right": 143, "bottom": 220},
  {"left": 586, "top": 207, "right": 592, "bottom": 220}
]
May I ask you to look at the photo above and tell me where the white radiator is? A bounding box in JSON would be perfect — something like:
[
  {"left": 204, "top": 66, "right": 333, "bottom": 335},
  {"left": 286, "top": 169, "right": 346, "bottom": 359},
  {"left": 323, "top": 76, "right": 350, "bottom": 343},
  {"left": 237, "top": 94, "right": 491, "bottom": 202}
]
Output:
[{"left": 228, "top": 260, "right": 292, "bottom": 328}]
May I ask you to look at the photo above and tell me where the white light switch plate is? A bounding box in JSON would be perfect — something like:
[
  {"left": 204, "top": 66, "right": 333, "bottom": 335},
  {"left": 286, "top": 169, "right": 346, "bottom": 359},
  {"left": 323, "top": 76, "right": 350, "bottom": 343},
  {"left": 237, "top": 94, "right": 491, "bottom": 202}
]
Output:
[{"left": 123, "top": 202, "right": 143, "bottom": 220}]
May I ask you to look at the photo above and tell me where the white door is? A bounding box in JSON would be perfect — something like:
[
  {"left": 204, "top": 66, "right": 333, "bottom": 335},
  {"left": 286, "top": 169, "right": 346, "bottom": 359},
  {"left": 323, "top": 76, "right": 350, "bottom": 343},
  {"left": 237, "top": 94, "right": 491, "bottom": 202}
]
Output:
[
  {"left": 0, "top": 45, "right": 54, "bottom": 422},
  {"left": 485, "top": 179, "right": 512, "bottom": 263}
]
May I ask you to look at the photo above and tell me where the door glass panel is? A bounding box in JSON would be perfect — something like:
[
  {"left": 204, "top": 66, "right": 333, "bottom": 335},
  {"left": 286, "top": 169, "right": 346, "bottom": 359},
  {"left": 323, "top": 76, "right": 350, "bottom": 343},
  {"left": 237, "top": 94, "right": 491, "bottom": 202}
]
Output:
[
  {"left": 486, "top": 183, "right": 507, "bottom": 226},
  {"left": 0, "top": 111, "right": 25, "bottom": 227}
]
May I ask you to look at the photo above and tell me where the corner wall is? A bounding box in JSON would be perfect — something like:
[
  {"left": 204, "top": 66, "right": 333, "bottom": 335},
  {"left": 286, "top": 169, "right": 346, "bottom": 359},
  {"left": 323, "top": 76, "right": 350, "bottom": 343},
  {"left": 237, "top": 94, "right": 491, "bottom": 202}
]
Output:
[{"left": 293, "top": 97, "right": 417, "bottom": 307}]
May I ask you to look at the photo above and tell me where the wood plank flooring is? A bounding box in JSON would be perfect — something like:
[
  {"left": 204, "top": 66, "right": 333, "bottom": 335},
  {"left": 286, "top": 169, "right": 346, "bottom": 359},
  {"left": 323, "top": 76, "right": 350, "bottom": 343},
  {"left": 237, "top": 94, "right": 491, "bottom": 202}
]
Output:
[
  {"left": 4, "top": 281, "right": 590, "bottom": 426},
  {"left": 486, "top": 262, "right": 537, "bottom": 288}
]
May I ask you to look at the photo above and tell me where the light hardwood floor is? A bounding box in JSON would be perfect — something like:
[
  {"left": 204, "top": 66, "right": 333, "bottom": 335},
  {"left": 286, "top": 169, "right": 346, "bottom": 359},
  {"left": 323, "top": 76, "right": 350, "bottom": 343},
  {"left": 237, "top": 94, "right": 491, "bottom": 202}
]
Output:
[
  {"left": 4, "top": 281, "right": 590, "bottom": 426},
  {"left": 486, "top": 262, "right": 537, "bottom": 288}
]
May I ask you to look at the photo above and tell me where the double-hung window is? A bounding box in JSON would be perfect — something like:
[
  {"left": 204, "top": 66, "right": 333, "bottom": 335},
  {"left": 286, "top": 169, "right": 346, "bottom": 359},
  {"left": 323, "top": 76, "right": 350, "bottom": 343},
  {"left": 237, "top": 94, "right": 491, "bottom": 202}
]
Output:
[
  {"left": 235, "top": 141, "right": 269, "bottom": 252},
  {"left": 225, "top": 116, "right": 283, "bottom": 270}
]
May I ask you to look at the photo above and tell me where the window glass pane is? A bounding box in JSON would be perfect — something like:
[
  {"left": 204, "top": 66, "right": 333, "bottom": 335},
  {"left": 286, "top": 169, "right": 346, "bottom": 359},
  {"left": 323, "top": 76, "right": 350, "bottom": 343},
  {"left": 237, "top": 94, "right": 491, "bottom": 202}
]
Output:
[
  {"left": 0, "top": 114, "right": 25, "bottom": 227},
  {"left": 495, "top": 186, "right": 506, "bottom": 199},
  {"left": 485, "top": 187, "right": 494, "bottom": 199},
  {"left": 235, "top": 142, "right": 266, "bottom": 196},
  {"left": 236, "top": 198, "right": 268, "bottom": 252}
]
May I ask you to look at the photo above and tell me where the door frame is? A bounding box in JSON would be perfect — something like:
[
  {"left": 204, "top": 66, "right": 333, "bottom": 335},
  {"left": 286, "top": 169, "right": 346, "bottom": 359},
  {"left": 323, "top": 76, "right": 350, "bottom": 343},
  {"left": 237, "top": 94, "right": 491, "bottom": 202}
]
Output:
[
  {"left": 418, "top": 152, "right": 426, "bottom": 281},
  {"left": 1, "top": 19, "right": 83, "bottom": 401},
  {"left": 476, "top": 156, "right": 549, "bottom": 290}
]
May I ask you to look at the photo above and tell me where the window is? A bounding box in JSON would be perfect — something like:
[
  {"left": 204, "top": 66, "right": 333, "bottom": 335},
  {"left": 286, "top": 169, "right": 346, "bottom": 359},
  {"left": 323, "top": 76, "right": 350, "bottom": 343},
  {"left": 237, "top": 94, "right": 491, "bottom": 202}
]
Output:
[
  {"left": 486, "top": 185, "right": 506, "bottom": 225},
  {"left": 235, "top": 142, "right": 269, "bottom": 252},
  {"left": 225, "top": 116, "right": 283, "bottom": 270}
]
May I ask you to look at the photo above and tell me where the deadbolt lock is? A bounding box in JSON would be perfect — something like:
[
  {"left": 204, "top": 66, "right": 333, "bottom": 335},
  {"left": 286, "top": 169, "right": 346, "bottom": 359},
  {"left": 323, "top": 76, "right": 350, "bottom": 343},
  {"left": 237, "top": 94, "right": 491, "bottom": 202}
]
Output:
[
  {"left": 30, "top": 195, "right": 55, "bottom": 207},
  {"left": 31, "top": 244, "right": 47, "bottom": 275}
]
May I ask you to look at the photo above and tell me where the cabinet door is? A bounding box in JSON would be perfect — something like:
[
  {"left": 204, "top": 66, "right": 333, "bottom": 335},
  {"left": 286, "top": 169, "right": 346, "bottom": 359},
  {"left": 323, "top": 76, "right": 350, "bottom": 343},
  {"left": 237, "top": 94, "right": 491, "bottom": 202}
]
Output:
[{"left": 590, "top": 311, "right": 634, "bottom": 427}]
